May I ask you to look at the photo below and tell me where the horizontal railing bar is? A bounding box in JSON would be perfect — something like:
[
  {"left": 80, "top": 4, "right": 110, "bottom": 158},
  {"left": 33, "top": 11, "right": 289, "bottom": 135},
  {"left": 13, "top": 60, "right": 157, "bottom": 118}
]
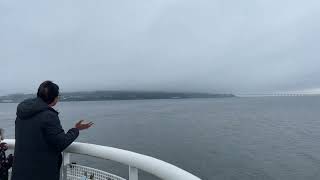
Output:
[{"left": 4, "top": 139, "right": 201, "bottom": 180}]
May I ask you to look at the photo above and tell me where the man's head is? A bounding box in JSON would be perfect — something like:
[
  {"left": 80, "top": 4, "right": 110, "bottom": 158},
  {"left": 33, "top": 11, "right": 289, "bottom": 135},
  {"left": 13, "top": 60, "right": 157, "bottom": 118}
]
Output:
[
  {"left": 0, "top": 142, "right": 8, "bottom": 151},
  {"left": 37, "top": 81, "right": 60, "bottom": 107}
]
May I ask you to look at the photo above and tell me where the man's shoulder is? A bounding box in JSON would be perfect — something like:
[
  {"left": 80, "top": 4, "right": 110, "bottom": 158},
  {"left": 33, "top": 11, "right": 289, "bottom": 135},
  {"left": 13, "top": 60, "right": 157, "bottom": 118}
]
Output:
[
  {"left": 36, "top": 108, "right": 59, "bottom": 124},
  {"left": 39, "top": 110, "right": 60, "bottom": 127},
  {"left": 40, "top": 108, "right": 59, "bottom": 118},
  {"left": 48, "top": 107, "right": 59, "bottom": 115}
]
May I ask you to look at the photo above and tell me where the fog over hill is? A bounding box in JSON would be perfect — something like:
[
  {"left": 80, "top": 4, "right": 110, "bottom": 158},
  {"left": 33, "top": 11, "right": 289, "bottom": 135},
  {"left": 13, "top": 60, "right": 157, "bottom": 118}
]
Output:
[{"left": 1, "top": 0, "right": 320, "bottom": 94}]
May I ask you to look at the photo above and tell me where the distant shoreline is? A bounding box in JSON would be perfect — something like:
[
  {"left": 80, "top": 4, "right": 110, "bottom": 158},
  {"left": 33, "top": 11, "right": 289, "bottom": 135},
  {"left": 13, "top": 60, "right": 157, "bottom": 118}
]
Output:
[{"left": 0, "top": 91, "right": 235, "bottom": 103}]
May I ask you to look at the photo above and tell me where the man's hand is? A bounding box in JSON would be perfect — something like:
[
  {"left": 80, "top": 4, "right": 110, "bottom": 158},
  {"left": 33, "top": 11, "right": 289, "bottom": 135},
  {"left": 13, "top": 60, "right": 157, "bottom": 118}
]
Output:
[
  {"left": 75, "top": 120, "right": 94, "bottom": 130},
  {"left": 7, "top": 154, "right": 14, "bottom": 166}
]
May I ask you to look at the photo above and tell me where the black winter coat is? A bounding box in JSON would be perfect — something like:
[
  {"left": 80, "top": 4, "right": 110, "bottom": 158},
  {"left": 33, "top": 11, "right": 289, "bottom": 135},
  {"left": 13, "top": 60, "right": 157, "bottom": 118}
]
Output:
[{"left": 11, "top": 98, "right": 79, "bottom": 180}]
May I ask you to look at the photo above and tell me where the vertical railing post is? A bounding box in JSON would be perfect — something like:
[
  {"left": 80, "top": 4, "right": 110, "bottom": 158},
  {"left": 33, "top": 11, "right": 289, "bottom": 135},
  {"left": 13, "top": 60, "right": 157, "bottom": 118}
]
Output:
[
  {"left": 129, "top": 166, "right": 138, "bottom": 180},
  {"left": 61, "top": 152, "right": 71, "bottom": 180}
]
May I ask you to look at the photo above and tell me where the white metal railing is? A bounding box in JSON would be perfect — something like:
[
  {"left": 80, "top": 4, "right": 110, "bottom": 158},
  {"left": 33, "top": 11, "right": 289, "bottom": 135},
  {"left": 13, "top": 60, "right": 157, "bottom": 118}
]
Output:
[{"left": 4, "top": 139, "right": 201, "bottom": 180}]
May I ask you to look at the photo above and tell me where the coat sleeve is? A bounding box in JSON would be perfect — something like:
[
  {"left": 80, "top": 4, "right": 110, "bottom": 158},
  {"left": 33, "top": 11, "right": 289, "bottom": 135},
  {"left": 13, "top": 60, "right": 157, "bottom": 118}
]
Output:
[{"left": 42, "top": 112, "right": 79, "bottom": 152}]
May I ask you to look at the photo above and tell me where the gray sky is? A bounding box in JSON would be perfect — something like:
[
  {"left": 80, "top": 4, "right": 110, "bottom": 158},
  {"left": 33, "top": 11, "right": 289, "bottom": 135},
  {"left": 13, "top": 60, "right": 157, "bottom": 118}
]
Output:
[{"left": 1, "top": 0, "right": 320, "bottom": 95}]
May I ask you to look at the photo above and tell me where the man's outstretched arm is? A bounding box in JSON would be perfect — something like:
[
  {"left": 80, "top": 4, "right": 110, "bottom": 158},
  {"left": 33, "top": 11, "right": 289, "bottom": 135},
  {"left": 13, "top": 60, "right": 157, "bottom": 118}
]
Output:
[{"left": 42, "top": 113, "right": 79, "bottom": 152}]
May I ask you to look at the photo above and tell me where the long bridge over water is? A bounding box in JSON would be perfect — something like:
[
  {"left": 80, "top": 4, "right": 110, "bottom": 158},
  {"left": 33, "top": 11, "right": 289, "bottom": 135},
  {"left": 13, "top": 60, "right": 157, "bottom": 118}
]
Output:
[{"left": 236, "top": 93, "right": 320, "bottom": 97}]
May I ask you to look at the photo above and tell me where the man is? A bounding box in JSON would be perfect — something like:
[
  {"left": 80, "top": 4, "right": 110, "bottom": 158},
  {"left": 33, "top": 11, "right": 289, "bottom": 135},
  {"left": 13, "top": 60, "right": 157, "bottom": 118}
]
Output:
[
  {"left": 0, "top": 129, "right": 13, "bottom": 180},
  {"left": 11, "top": 81, "right": 93, "bottom": 180}
]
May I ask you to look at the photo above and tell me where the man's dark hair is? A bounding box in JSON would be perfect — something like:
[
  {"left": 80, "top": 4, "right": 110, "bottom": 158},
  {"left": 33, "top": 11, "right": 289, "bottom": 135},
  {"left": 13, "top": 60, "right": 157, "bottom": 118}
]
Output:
[{"left": 37, "top": 81, "right": 59, "bottom": 104}]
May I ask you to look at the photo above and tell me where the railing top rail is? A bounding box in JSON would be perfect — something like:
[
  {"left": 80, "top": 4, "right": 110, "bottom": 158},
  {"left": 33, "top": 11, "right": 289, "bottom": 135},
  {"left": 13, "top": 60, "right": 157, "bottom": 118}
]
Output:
[{"left": 4, "top": 139, "right": 201, "bottom": 180}]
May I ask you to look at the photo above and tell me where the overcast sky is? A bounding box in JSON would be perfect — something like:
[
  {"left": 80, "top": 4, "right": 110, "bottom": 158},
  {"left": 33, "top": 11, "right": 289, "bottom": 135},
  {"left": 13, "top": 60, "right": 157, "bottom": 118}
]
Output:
[{"left": 1, "top": 0, "right": 320, "bottom": 95}]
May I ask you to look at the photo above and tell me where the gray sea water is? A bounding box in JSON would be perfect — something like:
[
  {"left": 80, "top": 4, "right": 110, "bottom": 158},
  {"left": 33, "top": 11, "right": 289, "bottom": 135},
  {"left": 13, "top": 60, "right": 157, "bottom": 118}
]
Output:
[{"left": 1, "top": 97, "right": 320, "bottom": 180}]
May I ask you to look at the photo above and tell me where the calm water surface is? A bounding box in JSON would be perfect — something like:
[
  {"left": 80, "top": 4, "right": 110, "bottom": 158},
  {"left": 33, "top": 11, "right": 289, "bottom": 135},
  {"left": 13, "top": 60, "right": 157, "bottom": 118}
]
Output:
[{"left": 1, "top": 97, "right": 320, "bottom": 180}]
